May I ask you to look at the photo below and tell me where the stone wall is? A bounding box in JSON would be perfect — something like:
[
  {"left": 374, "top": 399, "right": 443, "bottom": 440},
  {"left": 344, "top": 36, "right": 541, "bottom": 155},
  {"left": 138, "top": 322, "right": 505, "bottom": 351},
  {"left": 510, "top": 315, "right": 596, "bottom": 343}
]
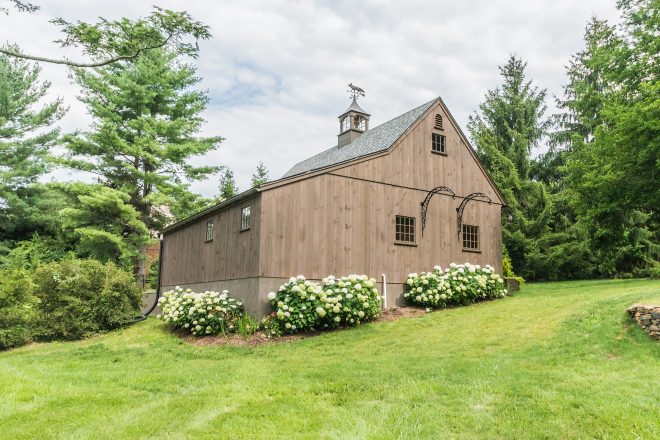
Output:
[{"left": 626, "top": 304, "right": 660, "bottom": 339}]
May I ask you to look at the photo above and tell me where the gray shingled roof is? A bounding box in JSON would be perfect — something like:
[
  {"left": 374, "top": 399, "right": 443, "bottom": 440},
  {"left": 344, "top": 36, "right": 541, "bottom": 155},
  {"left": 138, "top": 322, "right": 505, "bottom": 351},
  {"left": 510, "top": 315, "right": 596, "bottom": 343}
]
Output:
[{"left": 282, "top": 98, "right": 437, "bottom": 178}]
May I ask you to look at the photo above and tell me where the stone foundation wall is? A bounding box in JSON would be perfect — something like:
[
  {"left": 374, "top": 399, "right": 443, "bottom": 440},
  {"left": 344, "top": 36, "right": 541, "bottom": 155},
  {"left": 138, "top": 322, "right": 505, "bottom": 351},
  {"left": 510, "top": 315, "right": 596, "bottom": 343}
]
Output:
[{"left": 626, "top": 304, "right": 660, "bottom": 339}]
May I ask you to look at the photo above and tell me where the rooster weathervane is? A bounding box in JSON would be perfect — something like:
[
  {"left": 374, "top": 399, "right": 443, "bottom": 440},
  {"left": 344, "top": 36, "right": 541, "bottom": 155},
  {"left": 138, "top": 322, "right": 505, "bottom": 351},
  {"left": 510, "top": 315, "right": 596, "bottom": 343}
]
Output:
[{"left": 347, "top": 83, "right": 365, "bottom": 100}]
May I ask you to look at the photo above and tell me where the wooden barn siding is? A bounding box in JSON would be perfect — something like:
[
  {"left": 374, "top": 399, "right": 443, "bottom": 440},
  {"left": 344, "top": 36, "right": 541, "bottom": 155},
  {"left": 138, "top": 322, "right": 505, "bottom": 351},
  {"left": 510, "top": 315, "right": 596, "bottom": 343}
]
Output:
[
  {"left": 258, "top": 101, "right": 502, "bottom": 282},
  {"left": 259, "top": 175, "right": 501, "bottom": 284},
  {"left": 331, "top": 101, "right": 502, "bottom": 202},
  {"left": 160, "top": 195, "right": 261, "bottom": 287}
]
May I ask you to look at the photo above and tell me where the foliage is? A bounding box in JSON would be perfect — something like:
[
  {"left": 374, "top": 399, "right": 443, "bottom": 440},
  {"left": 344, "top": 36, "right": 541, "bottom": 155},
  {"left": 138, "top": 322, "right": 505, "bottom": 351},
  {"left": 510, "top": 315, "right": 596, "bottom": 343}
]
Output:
[
  {"left": 157, "top": 287, "right": 244, "bottom": 336},
  {"left": 251, "top": 161, "right": 269, "bottom": 187},
  {"left": 235, "top": 314, "right": 260, "bottom": 339},
  {"left": 0, "top": 4, "right": 211, "bottom": 67},
  {"left": 59, "top": 183, "right": 151, "bottom": 269},
  {"left": 404, "top": 263, "right": 507, "bottom": 309},
  {"left": 0, "top": 52, "right": 65, "bottom": 240},
  {"left": 31, "top": 259, "right": 141, "bottom": 341},
  {"left": 0, "top": 268, "right": 35, "bottom": 350},
  {"left": 218, "top": 168, "right": 239, "bottom": 200},
  {"left": 147, "top": 259, "right": 159, "bottom": 290},
  {"left": 555, "top": 2, "right": 659, "bottom": 276},
  {"left": 267, "top": 274, "right": 381, "bottom": 334},
  {"left": 0, "top": 234, "right": 72, "bottom": 271}
]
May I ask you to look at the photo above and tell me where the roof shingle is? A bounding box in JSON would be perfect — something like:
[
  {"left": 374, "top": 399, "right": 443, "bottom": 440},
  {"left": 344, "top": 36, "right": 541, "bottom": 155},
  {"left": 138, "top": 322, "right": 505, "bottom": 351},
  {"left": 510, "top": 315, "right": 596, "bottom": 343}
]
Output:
[{"left": 282, "top": 98, "right": 436, "bottom": 178}]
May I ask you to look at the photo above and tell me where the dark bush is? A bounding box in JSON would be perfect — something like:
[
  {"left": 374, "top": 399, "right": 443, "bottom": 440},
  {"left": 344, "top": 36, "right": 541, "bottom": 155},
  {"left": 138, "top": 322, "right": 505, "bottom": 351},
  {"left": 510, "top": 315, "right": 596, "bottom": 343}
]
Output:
[
  {"left": 0, "top": 269, "right": 36, "bottom": 350},
  {"left": 147, "top": 259, "right": 159, "bottom": 289},
  {"left": 32, "top": 259, "right": 141, "bottom": 340}
]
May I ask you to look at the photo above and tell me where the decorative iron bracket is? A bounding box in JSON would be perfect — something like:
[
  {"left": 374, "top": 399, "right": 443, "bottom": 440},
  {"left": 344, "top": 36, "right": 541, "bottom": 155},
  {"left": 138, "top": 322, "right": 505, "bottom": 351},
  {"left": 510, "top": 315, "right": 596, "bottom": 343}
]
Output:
[
  {"left": 456, "top": 192, "right": 492, "bottom": 237},
  {"left": 420, "top": 186, "right": 456, "bottom": 235}
]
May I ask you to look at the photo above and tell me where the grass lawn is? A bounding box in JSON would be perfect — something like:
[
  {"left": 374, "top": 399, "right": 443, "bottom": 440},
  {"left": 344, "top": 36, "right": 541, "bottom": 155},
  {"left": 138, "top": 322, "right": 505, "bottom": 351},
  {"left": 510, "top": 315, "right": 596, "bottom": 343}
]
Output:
[{"left": 1, "top": 279, "right": 659, "bottom": 439}]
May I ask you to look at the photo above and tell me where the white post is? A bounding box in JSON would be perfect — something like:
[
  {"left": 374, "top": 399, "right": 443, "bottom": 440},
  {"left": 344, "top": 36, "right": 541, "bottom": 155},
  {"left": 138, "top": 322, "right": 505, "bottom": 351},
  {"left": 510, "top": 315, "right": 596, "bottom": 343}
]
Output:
[{"left": 381, "top": 273, "right": 387, "bottom": 309}]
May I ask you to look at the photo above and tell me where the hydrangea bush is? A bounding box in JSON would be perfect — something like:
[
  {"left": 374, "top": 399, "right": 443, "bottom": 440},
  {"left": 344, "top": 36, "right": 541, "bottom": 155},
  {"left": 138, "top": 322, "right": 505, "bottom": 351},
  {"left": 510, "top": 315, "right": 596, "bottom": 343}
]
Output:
[
  {"left": 157, "top": 287, "right": 244, "bottom": 335},
  {"left": 404, "top": 263, "right": 507, "bottom": 309},
  {"left": 266, "top": 274, "right": 382, "bottom": 334}
]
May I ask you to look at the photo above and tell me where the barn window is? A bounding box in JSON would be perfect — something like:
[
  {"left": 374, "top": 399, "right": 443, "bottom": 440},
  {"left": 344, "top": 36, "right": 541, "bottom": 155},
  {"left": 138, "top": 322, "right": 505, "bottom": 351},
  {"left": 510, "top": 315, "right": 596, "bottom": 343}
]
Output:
[
  {"left": 432, "top": 133, "right": 446, "bottom": 154},
  {"left": 241, "top": 206, "right": 251, "bottom": 230},
  {"left": 395, "top": 215, "right": 416, "bottom": 244},
  {"left": 462, "top": 224, "right": 479, "bottom": 251},
  {"left": 434, "top": 114, "right": 443, "bottom": 130},
  {"left": 205, "top": 219, "right": 214, "bottom": 242}
]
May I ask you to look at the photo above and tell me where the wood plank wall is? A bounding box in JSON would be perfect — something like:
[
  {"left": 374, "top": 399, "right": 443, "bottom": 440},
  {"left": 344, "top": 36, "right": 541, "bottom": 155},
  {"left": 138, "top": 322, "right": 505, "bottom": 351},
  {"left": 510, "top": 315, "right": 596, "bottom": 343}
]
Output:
[{"left": 160, "top": 195, "right": 261, "bottom": 286}]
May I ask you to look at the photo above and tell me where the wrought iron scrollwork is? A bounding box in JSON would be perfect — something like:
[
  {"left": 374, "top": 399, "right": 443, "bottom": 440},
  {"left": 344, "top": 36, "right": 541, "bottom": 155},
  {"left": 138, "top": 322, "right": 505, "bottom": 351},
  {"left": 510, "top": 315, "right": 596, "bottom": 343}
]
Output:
[
  {"left": 456, "top": 192, "right": 492, "bottom": 237},
  {"left": 420, "top": 186, "right": 456, "bottom": 235}
]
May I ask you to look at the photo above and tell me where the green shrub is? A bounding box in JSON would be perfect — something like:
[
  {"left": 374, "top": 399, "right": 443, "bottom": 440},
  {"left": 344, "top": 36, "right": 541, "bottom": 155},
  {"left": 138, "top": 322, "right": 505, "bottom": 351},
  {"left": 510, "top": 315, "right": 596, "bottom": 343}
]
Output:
[
  {"left": 0, "top": 269, "right": 36, "bottom": 350},
  {"left": 267, "top": 274, "right": 382, "bottom": 334},
  {"left": 147, "top": 259, "right": 159, "bottom": 289},
  {"left": 157, "top": 287, "right": 244, "bottom": 335},
  {"left": 404, "top": 263, "right": 508, "bottom": 309},
  {"left": 32, "top": 259, "right": 141, "bottom": 340}
]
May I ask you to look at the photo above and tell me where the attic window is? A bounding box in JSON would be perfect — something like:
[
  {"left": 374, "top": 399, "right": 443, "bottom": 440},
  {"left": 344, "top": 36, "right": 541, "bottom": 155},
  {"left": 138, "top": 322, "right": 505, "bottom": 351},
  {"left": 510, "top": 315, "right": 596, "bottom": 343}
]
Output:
[
  {"left": 432, "top": 133, "right": 446, "bottom": 154},
  {"left": 205, "top": 219, "right": 214, "bottom": 242},
  {"left": 395, "top": 215, "right": 416, "bottom": 245},
  {"left": 435, "top": 114, "right": 444, "bottom": 130}
]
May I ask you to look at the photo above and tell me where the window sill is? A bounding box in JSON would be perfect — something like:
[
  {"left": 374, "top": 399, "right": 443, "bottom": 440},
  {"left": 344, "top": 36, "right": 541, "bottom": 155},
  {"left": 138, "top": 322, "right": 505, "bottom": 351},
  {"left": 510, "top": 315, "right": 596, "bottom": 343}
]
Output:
[
  {"left": 431, "top": 150, "right": 447, "bottom": 156},
  {"left": 462, "top": 248, "right": 481, "bottom": 253},
  {"left": 205, "top": 239, "right": 214, "bottom": 243},
  {"left": 434, "top": 127, "right": 444, "bottom": 131},
  {"left": 394, "top": 241, "right": 417, "bottom": 247},
  {"left": 239, "top": 227, "right": 250, "bottom": 233}
]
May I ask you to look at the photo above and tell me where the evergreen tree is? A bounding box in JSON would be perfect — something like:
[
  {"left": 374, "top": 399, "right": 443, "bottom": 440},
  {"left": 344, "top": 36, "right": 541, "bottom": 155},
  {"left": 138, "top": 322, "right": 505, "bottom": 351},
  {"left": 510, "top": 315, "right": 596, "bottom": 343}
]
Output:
[
  {"left": 468, "top": 56, "right": 550, "bottom": 180},
  {"left": 218, "top": 168, "right": 239, "bottom": 200},
  {"left": 0, "top": 50, "right": 65, "bottom": 244},
  {"left": 251, "top": 161, "right": 269, "bottom": 187},
  {"left": 467, "top": 56, "right": 555, "bottom": 278},
  {"left": 559, "top": 1, "right": 659, "bottom": 275},
  {"left": 63, "top": 46, "right": 222, "bottom": 277}
]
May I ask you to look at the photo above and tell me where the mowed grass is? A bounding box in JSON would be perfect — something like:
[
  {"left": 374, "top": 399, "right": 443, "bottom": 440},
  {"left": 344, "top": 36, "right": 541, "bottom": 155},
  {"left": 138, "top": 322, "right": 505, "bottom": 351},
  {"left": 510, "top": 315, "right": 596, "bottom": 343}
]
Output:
[{"left": 1, "top": 280, "right": 659, "bottom": 439}]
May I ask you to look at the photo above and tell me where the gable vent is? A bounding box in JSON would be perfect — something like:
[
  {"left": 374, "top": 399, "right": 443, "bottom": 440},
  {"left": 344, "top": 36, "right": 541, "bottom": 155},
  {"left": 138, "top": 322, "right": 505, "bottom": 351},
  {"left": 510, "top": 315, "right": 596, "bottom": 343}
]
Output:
[{"left": 434, "top": 114, "right": 443, "bottom": 130}]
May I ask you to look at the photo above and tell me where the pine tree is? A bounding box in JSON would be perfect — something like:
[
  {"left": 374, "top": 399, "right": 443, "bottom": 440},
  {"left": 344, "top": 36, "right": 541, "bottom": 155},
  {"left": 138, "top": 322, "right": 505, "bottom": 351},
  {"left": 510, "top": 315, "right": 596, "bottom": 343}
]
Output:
[
  {"left": 467, "top": 56, "right": 554, "bottom": 278},
  {"left": 218, "top": 168, "right": 239, "bottom": 200},
  {"left": 251, "top": 161, "right": 269, "bottom": 187},
  {"left": 63, "top": 47, "right": 222, "bottom": 277},
  {"left": 0, "top": 50, "right": 65, "bottom": 242}
]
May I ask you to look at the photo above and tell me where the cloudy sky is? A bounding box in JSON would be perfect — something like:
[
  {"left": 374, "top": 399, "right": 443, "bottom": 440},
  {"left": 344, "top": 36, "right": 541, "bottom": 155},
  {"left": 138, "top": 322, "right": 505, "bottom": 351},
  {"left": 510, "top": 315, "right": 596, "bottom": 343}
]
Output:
[{"left": 1, "top": 0, "right": 621, "bottom": 196}]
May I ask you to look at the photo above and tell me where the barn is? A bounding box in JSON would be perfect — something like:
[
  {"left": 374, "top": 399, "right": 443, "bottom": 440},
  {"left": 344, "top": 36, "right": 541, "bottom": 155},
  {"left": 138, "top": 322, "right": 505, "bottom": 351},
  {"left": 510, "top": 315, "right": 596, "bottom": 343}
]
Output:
[{"left": 160, "top": 95, "right": 505, "bottom": 316}]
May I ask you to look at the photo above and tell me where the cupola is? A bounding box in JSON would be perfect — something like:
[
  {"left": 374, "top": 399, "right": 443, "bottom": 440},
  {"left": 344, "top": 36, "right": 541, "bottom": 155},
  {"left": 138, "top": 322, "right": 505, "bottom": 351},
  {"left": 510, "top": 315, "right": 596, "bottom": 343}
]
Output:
[{"left": 338, "top": 84, "right": 370, "bottom": 148}]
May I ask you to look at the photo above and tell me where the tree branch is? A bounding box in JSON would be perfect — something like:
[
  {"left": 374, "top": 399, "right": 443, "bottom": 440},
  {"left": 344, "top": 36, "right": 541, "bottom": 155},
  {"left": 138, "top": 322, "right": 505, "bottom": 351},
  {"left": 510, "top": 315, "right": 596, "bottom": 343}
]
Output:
[{"left": 0, "top": 33, "right": 174, "bottom": 68}]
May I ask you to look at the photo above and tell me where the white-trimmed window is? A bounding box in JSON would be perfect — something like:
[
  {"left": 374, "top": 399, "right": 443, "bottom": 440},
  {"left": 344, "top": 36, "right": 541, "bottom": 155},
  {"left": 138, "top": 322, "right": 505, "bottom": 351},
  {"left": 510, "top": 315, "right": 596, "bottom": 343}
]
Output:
[
  {"left": 205, "top": 219, "right": 214, "bottom": 242},
  {"left": 462, "top": 224, "right": 479, "bottom": 251},
  {"left": 432, "top": 133, "right": 446, "bottom": 154},
  {"left": 241, "top": 206, "right": 251, "bottom": 231},
  {"left": 395, "top": 215, "right": 416, "bottom": 244}
]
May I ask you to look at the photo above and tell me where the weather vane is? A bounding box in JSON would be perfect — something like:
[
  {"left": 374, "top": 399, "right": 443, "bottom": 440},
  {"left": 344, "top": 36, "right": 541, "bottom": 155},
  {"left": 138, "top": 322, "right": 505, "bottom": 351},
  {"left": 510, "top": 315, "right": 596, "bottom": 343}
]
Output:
[{"left": 347, "top": 83, "right": 365, "bottom": 100}]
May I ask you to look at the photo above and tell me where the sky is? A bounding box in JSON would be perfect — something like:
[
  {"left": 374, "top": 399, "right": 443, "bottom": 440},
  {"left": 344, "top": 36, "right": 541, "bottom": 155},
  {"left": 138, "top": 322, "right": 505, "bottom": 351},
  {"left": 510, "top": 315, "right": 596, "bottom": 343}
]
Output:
[{"left": 1, "top": 0, "right": 621, "bottom": 196}]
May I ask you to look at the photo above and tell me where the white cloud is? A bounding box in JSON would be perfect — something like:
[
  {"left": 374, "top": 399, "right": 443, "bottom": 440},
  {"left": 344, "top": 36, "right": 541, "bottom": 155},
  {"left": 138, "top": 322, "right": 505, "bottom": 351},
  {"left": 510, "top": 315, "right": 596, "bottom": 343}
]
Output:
[{"left": 1, "top": 0, "right": 621, "bottom": 195}]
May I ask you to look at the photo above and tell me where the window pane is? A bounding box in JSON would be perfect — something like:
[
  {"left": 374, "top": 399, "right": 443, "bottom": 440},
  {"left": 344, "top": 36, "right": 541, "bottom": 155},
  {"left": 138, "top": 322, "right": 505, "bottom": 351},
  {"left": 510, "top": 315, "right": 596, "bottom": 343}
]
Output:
[
  {"left": 395, "top": 216, "right": 415, "bottom": 243},
  {"left": 241, "top": 206, "right": 251, "bottom": 230}
]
